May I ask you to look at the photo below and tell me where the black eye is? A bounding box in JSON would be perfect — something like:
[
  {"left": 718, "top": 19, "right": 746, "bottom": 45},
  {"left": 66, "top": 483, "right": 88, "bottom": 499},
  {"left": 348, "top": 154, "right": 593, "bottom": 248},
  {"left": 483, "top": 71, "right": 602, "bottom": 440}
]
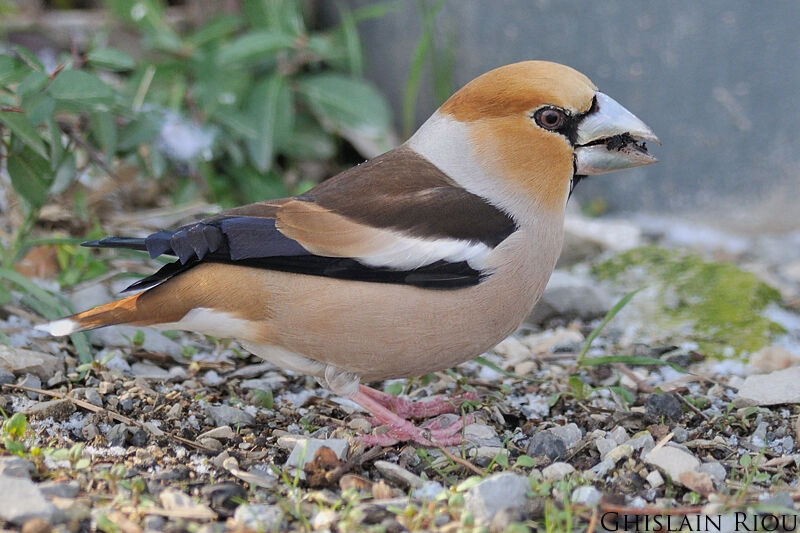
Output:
[{"left": 534, "top": 107, "right": 566, "bottom": 130}]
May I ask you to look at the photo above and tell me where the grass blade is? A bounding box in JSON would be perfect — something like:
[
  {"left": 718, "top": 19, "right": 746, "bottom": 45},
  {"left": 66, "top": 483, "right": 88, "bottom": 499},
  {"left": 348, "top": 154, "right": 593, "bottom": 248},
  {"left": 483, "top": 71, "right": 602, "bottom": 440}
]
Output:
[
  {"left": 579, "top": 355, "right": 687, "bottom": 373},
  {"left": 576, "top": 288, "right": 641, "bottom": 366}
]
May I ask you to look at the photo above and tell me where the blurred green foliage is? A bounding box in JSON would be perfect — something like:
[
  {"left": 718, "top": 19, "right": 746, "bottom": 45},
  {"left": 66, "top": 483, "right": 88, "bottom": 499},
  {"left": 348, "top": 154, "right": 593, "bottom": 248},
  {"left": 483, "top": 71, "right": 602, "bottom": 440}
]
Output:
[{"left": 0, "top": 0, "right": 399, "bottom": 353}]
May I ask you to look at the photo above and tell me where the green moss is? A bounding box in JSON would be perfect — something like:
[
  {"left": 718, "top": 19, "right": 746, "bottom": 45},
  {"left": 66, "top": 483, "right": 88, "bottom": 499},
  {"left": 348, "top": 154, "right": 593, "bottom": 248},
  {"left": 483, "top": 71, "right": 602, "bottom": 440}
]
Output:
[{"left": 592, "top": 246, "right": 785, "bottom": 357}]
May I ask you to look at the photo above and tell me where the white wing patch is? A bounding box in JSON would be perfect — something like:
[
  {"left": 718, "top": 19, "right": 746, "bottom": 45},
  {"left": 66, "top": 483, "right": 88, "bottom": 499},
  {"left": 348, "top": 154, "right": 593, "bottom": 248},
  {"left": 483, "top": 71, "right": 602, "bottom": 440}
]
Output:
[{"left": 354, "top": 229, "right": 491, "bottom": 271}]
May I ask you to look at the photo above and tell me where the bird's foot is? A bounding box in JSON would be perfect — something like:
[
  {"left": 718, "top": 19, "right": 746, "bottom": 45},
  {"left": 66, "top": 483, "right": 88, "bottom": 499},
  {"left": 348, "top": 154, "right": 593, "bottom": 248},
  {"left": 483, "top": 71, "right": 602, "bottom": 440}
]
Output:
[
  {"left": 351, "top": 387, "right": 475, "bottom": 447},
  {"left": 358, "top": 384, "right": 478, "bottom": 418}
]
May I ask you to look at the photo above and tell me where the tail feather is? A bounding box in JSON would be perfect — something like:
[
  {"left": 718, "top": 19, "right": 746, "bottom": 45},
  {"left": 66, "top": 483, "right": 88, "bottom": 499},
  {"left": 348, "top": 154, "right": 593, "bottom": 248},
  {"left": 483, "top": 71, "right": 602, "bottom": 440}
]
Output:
[{"left": 36, "top": 292, "right": 146, "bottom": 336}]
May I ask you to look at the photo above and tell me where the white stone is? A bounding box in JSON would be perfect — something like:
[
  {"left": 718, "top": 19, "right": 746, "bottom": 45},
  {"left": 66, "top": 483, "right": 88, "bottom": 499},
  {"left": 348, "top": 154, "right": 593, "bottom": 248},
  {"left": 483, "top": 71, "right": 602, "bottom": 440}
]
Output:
[
  {"left": 0, "top": 475, "right": 57, "bottom": 525},
  {"left": 542, "top": 462, "right": 575, "bottom": 481},
  {"left": 736, "top": 367, "right": 800, "bottom": 406},
  {"left": 644, "top": 446, "right": 701, "bottom": 486},
  {"left": 464, "top": 472, "right": 529, "bottom": 525},
  {"left": 646, "top": 470, "right": 664, "bottom": 488}
]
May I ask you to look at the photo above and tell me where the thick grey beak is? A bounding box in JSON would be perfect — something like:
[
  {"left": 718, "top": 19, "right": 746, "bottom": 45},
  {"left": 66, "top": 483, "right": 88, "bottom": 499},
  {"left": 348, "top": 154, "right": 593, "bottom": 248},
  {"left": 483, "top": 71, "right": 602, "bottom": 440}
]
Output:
[{"left": 574, "top": 92, "right": 659, "bottom": 175}]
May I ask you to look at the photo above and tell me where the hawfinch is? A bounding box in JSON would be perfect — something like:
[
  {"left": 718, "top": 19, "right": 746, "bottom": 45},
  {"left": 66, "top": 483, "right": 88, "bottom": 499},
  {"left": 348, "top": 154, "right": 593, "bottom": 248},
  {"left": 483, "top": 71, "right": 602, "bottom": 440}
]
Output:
[{"left": 39, "top": 61, "right": 658, "bottom": 446}]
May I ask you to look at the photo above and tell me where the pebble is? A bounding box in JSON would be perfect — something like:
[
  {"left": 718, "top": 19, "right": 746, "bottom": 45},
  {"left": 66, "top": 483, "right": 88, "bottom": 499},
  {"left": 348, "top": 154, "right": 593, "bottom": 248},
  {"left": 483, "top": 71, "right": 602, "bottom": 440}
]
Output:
[
  {"left": 374, "top": 460, "right": 425, "bottom": 489},
  {"left": 0, "top": 475, "right": 57, "bottom": 525},
  {"left": 625, "top": 432, "right": 655, "bottom": 455},
  {"left": 0, "top": 345, "right": 60, "bottom": 380},
  {"left": 24, "top": 398, "right": 76, "bottom": 421},
  {"left": 198, "top": 426, "right": 236, "bottom": 441},
  {"left": 527, "top": 271, "right": 613, "bottom": 324},
  {"left": 82, "top": 423, "right": 99, "bottom": 441},
  {"left": 464, "top": 423, "right": 502, "bottom": 447},
  {"left": 672, "top": 426, "right": 689, "bottom": 443},
  {"left": 89, "top": 326, "right": 183, "bottom": 359},
  {"left": 644, "top": 446, "right": 701, "bottom": 486},
  {"left": 645, "top": 393, "right": 683, "bottom": 422},
  {"left": 159, "top": 489, "right": 216, "bottom": 519},
  {"left": 313, "top": 509, "right": 339, "bottom": 530},
  {"left": 38, "top": 481, "right": 80, "bottom": 499},
  {"left": 572, "top": 485, "right": 602, "bottom": 506},
  {"left": 285, "top": 438, "right": 349, "bottom": 469},
  {"left": 0, "top": 456, "right": 35, "bottom": 478},
  {"left": 550, "top": 423, "right": 583, "bottom": 448},
  {"left": 542, "top": 462, "right": 575, "bottom": 481},
  {"left": 736, "top": 367, "right": 800, "bottom": 406},
  {"left": 202, "top": 482, "right": 247, "bottom": 516},
  {"left": 646, "top": 470, "right": 665, "bottom": 487},
  {"left": 527, "top": 431, "right": 567, "bottom": 461},
  {"left": 0, "top": 368, "right": 14, "bottom": 384},
  {"left": 166, "top": 403, "right": 182, "bottom": 419},
  {"left": 202, "top": 370, "right": 224, "bottom": 387},
  {"left": 595, "top": 437, "right": 616, "bottom": 458},
  {"left": 130, "top": 362, "right": 171, "bottom": 380},
  {"left": 84, "top": 388, "right": 103, "bottom": 408},
  {"left": 206, "top": 405, "right": 255, "bottom": 427},
  {"left": 490, "top": 507, "right": 526, "bottom": 533},
  {"left": 18, "top": 373, "right": 41, "bottom": 399},
  {"left": 679, "top": 470, "right": 714, "bottom": 495},
  {"left": 412, "top": 480, "right": 445, "bottom": 501},
  {"left": 749, "top": 345, "right": 800, "bottom": 373},
  {"left": 198, "top": 437, "right": 223, "bottom": 451},
  {"left": 464, "top": 472, "right": 530, "bottom": 525},
  {"left": 143, "top": 515, "right": 165, "bottom": 530},
  {"left": 228, "top": 363, "right": 274, "bottom": 379},
  {"left": 608, "top": 426, "right": 629, "bottom": 445},
  {"left": 606, "top": 444, "right": 633, "bottom": 463},
  {"left": 233, "top": 504, "right": 284, "bottom": 530},
  {"left": 46, "top": 372, "right": 65, "bottom": 387},
  {"left": 586, "top": 459, "right": 615, "bottom": 480},
  {"left": 107, "top": 423, "right": 129, "bottom": 447}
]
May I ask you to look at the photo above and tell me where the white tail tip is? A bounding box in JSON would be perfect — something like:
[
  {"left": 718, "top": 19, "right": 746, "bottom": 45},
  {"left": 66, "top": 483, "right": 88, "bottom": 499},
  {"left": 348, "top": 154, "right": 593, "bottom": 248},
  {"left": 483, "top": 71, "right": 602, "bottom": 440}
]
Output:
[{"left": 35, "top": 318, "right": 79, "bottom": 337}]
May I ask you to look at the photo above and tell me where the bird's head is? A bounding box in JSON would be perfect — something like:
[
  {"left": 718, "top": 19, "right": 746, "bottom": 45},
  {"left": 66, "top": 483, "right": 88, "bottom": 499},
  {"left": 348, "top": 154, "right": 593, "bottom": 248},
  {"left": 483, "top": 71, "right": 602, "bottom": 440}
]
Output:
[{"left": 409, "top": 60, "right": 658, "bottom": 219}]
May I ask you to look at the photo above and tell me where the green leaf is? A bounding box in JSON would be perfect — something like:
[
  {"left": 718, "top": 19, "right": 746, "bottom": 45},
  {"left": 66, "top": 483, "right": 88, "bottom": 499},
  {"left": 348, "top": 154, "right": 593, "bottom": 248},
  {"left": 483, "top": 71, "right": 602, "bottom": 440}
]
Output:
[
  {"left": 607, "top": 385, "right": 636, "bottom": 405},
  {"left": 87, "top": 48, "right": 136, "bottom": 71},
  {"left": 299, "top": 73, "right": 395, "bottom": 155},
  {"left": 3, "top": 412, "right": 27, "bottom": 438},
  {"left": 514, "top": 455, "right": 536, "bottom": 468},
  {"left": 576, "top": 289, "right": 641, "bottom": 366},
  {"left": 0, "top": 110, "right": 48, "bottom": 158},
  {"left": 90, "top": 111, "right": 117, "bottom": 156},
  {"left": 0, "top": 55, "right": 22, "bottom": 86},
  {"left": 456, "top": 476, "right": 483, "bottom": 492},
  {"left": 299, "top": 73, "right": 390, "bottom": 136},
  {"left": 216, "top": 30, "right": 294, "bottom": 66},
  {"left": 336, "top": 2, "right": 363, "bottom": 76},
  {"left": 281, "top": 120, "right": 335, "bottom": 160},
  {"left": 16, "top": 71, "right": 49, "bottom": 98},
  {"left": 7, "top": 149, "right": 52, "bottom": 208},
  {"left": 47, "top": 119, "right": 64, "bottom": 167},
  {"left": 50, "top": 153, "right": 77, "bottom": 195},
  {"left": 245, "top": 75, "right": 293, "bottom": 172},
  {"left": 185, "top": 15, "right": 241, "bottom": 48},
  {"left": 211, "top": 108, "right": 257, "bottom": 140},
  {"left": 22, "top": 93, "right": 55, "bottom": 126},
  {"left": 48, "top": 70, "right": 114, "bottom": 106},
  {"left": 118, "top": 113, "right": 162, "bottom": 151},
  {"left": 12, "top": 45, "right": 44, "bottom": 72}
]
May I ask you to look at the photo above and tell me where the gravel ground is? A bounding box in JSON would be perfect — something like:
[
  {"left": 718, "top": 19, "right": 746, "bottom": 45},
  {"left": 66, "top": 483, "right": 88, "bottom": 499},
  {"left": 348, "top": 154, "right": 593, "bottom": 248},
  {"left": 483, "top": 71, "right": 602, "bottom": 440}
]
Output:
[{"left": 2, "top": 211, "right": 800, "bottom": 532}]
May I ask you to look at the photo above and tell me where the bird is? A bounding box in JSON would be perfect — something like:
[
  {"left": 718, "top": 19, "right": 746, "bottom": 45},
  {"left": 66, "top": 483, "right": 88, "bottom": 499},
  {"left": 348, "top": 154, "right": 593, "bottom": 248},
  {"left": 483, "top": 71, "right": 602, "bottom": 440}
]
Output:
[{"left": 37, "top": 61, "right": 658, "bottom": 446}]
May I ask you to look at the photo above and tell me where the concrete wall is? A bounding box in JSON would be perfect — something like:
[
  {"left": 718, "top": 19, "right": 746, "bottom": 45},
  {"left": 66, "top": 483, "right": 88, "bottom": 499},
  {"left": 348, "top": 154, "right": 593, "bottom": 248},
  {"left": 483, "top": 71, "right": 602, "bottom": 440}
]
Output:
[{"left": 323, "top": 1, "right": 800, "bottom": 227}]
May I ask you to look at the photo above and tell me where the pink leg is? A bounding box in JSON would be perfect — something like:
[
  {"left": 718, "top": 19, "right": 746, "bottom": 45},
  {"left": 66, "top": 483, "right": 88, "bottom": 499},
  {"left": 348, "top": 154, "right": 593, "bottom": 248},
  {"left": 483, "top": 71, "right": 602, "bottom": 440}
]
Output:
[
  {"left": 358, "top": 385, "right": 478, "bottom": 418},
  {"left": 351, "top": 389, "right": 475, "bottom": 447}
]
